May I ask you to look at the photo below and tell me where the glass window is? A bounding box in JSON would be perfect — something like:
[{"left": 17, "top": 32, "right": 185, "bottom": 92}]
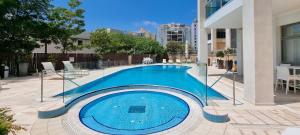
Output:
[{"left": 282, "top": 22, "right": 300, "bottom": 65}]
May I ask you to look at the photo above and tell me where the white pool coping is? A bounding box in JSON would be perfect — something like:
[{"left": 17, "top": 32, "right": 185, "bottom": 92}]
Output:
[{"left": 62, "top": 89, "right": 204, "bottom": 135}]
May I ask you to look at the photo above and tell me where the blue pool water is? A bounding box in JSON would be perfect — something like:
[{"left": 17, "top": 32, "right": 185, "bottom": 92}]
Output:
[
  {"left": 79, "top": 91, "right": 190, "bottom": 134},
  {"left": 63, "top": 65, "right": 227, "bottom": 101}
]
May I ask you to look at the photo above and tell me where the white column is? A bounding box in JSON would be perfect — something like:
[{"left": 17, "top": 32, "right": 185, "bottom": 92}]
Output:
[
  {"left": 197, "top": 0, "right": 208, "bottom": 63},
  {"left": 211, "top": 29, "right": 217, "bottom": 53},
  {"left": 243, "top": 0, "right": 274, "bottom": 105},
  {"left": 226, "top": 29, "right": 231, "bottom": 48},
  {"left": 236, "top": 29, "right": 243, "bottom": 75}
]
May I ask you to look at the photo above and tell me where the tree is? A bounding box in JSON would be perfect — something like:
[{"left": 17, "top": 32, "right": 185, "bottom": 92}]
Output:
[
  {"left": 0, "top": 0, "right": 52, "bottom": 75},
  {"left": 90, "top": 29, "right": 166, "bottom": 59},
  {"left": 90, "top": 29, "right": 113, "bottom": 58},
  {"left": 49, "top": 0, "right": 85, "bottom": 54},
  {"left": 166, "top": 41, "right": 184, "bottom": 55}
]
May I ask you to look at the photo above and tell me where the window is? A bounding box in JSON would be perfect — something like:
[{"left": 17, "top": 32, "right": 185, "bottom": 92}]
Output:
[
  {"left": 78, "top": 40, "right": 83, "bottom": 45},
  {"left": 217, "top": 29, "right": 226, "bottom": 38},
  {"left": 282, "top": 22, "right": 300, "bottom": 65}
]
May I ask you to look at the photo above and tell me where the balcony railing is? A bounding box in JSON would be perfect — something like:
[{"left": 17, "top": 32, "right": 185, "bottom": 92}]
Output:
[{"left": 206, "top": 0, "right": 232, "bottom": 18}]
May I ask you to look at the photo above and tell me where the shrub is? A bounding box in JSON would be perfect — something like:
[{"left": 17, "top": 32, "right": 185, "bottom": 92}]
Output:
[
  {"left": 216, "top": 51, "right": 224, "bottom": 58},
  {"left": 0, "top": 108, "right": 25, "bottom": 135}
]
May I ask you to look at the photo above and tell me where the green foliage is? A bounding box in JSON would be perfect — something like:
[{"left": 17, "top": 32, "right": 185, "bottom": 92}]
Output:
[
  {"left": 48, "top": 0, "right": 85, "bottom": 53},
  {"left": 0, "top": 108, "right": 25, "bottom": 135},
  {"left": 223, "top": 48, "right": 235, "bottom": 56},
  {"left": 216, "top": 51, "right": 225, "bottom": 58},
  {"left": 223, "top": 48, "right": 235, "bottom": 60},
  {"left": 166, "top": 41, "right": 184, "bottom": 55},
  {"left": 90, "top": 29, "right": 113, "bottom": 58},
  {"left": 0, "top": 0, "right": 52, "bottom": 55},
  {"left": 90, "top": 29, "right": 166, "bottom": 58}
]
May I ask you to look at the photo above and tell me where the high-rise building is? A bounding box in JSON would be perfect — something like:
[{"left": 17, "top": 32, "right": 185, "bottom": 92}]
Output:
[{"left": 156, "top": 23, "right": 191, "bottom": 47}]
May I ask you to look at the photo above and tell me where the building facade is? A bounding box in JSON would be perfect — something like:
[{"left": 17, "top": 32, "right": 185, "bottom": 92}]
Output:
[
  {"left": 197, "top": 0, "right": 300, "bottom": 105},
  {"left": 33, "top": 28, "right": 126, "bottom": 54},
  {"left": 129, "top": 28, "right": 155, "bottom": 40},
  {"left": 156, "top": 23, "right": 191, "bottom": 47}
]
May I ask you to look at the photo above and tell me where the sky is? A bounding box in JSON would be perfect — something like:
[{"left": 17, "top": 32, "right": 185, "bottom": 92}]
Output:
[{"left": 52, "top": 0, "right": 197, "bottom": 34}]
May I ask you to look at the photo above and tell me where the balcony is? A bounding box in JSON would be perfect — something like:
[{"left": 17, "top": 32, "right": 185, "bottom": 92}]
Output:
[{"left": 206, "top": 0, "right": 232, "bottom": 18}]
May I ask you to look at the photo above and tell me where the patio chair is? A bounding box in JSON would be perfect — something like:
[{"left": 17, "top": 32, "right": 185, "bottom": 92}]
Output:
[
  {"left": 275, "top": 66, "right": 300, "bottom": 94},
  {"left": 142, "top": 57, "right": 153, "bottom": 64},
  {"left": 280, "top": 64, "right": 291, "bottom": 67},
  {"left": 62, "top": 61, "right": 89, "bottom": 77},
  {"left": 168, "top": 59, "right": 173, "bottom": 64},
  {"left": 41, "top": 62, "right": 57, "bottom": 75},
  {"left": 176, "top": 59, "right": 181, "bottom": 64},
  {"left": 162, "top": 59, "right": 167, "bottom": 64}
]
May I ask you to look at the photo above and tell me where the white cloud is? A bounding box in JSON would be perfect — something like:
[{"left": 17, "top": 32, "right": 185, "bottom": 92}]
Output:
[{"left": 143, "top": 20, "right": 159, "bottom": 27}]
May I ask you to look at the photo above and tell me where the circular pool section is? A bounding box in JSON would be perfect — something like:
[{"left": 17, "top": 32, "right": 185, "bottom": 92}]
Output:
[{"left": 79, "top": 91, "right": 190, "bottom": 134}]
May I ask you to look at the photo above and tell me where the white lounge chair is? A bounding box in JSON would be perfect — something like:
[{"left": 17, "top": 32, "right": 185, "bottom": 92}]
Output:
[
  {"left": 62, "top": 61, "right": 89, "bottom": 77},
  {"left": 142, "top": 57, "right": 153, "bottom": 64},
  {"left": 41, "top": 62, "right": 57, "bottom": 75},
  {"left": 162, "top": 59, "right": 167, "bottom": 64},
  {"left": 275, "top": 66, "right": 300, "bottom": 94},
  {"left": 168, "top": 59, "right": 173, "bottom": 64},
  {"left": 176, "top": 59, "right": 181, "bottom": 64}
]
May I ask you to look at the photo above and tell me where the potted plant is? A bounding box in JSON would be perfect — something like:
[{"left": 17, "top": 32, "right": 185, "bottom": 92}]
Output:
[
  {"left": 18, "top": 54, "right": 31, "bottom": 76},
  {"left": 224, "top": 48, "right": 235, "bottom": 71},
  {"left": 216, "top": 51, "right": 225, "bottom": 69}
]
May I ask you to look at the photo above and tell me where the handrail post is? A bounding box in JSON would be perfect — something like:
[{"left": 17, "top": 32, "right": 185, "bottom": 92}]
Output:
[
  {"left": 41, "top": 71, "right": 43, "bottom": 102},
  {"left": 233, "top": 72, "right": 236, "bottom": 105},
  {"left": 63, "top": 70, "right": 65, "bottom": 103},
  {"left": 205, "top": 63, "right": 208, "bottom": 106}
]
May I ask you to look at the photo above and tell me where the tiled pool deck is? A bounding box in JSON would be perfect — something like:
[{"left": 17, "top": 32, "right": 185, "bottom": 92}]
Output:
[{"left": 1, "top": 64, "right": 300, "bottom": 135}]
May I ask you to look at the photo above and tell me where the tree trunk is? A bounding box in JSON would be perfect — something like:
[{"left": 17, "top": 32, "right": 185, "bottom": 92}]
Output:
[{"left": 44, "top": 43, "right": 48, "bottom": 54}]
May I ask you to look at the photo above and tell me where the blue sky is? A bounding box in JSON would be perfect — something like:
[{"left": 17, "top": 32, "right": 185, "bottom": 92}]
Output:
[{"left": 53, "top": 0, "right": 197, "bottom": 33}]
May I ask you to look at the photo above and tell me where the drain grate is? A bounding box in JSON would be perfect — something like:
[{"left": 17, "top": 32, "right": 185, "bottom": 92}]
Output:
[{"left": 128, "top": 106, "right": 146, "bottom": 113}]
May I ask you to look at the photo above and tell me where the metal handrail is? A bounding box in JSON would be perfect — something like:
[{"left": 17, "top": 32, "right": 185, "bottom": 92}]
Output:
[
  {"left": 208, "top": 70, "right": 239, "bottom": 105},
  {"left": 40, "top": 70, "right": 81, "bottom": 103}
]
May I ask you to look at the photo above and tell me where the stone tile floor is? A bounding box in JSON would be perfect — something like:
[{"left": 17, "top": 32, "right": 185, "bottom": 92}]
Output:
[{"left": 1, "top": 64, "right": 300, "bottom": 135}]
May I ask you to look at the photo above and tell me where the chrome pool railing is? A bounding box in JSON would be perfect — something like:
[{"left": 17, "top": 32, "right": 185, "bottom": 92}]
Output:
[{"left": 40, "top": 69, "right": 82, "bottom": 103}]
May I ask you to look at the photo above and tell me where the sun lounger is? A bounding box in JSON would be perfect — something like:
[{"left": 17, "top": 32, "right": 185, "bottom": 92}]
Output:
[
  {"left": 143, "top": 57, "right": 153, "bottom": 64},
  {"left": 41, "top": 62, "right": 75, "bottom": 79},
  {"left": 62, "top": 61, "right": 89, "bottom": 77},
  {"left": 176, "top": 59, "right": 181, "bottom": 64},
  {"left": 168, "top": 60, "right": 173, "bottom": 63},
  {"left": 41, "top": 62, "right": 58, "bottom": 75}
]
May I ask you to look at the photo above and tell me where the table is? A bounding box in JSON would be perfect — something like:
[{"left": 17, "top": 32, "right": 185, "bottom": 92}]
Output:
[{"left": 289, "top": 66, "right": 300, "bottom": 93}]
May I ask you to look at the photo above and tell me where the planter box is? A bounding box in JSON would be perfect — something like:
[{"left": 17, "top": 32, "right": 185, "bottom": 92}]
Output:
[{"left": 19, "top": 63, "right": 29, "bottom": 76}]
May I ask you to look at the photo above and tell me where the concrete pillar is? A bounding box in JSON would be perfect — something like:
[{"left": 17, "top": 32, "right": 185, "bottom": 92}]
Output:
[
  {"left": 211, "top": 29, "right": 217, "bottom": 53},
  {"left": 197, "top": 0, "right": 208, "bottom": 63},
  {"left": 243, "top": 0, "right": 274, "bottom": 105},
  {"left": 236, "top": 29, "right": 243, "bottom": 75},
  {"left": 226, "top": 29, "right": 231, "bottom": 48}
]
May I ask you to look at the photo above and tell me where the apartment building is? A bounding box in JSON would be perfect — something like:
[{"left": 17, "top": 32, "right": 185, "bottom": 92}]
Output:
[
  {"left": 156, "top": 23, "right": 191, "bottom": 47},
  {"left": 197, "top": 0, "right": 300, "bottom": 105},
  {"left": 129, "top": 28, "right": 155, "bottom": 40}
]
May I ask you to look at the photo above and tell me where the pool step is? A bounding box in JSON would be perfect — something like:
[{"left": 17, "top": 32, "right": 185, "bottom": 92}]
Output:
[
  {"left": 203, "top": 106, "right": 230, "bottom": 123},
  {"left": 38, "top": 101, "right": 67, "bottom": 119}
]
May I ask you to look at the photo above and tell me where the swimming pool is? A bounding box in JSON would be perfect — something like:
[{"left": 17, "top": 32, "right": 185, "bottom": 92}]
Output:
[
  {"left": 62, "top": 65, "right": 227, "bottom": 102},
  {"left": 79, "top": 91, "right": 190, "bottom": 134}
]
